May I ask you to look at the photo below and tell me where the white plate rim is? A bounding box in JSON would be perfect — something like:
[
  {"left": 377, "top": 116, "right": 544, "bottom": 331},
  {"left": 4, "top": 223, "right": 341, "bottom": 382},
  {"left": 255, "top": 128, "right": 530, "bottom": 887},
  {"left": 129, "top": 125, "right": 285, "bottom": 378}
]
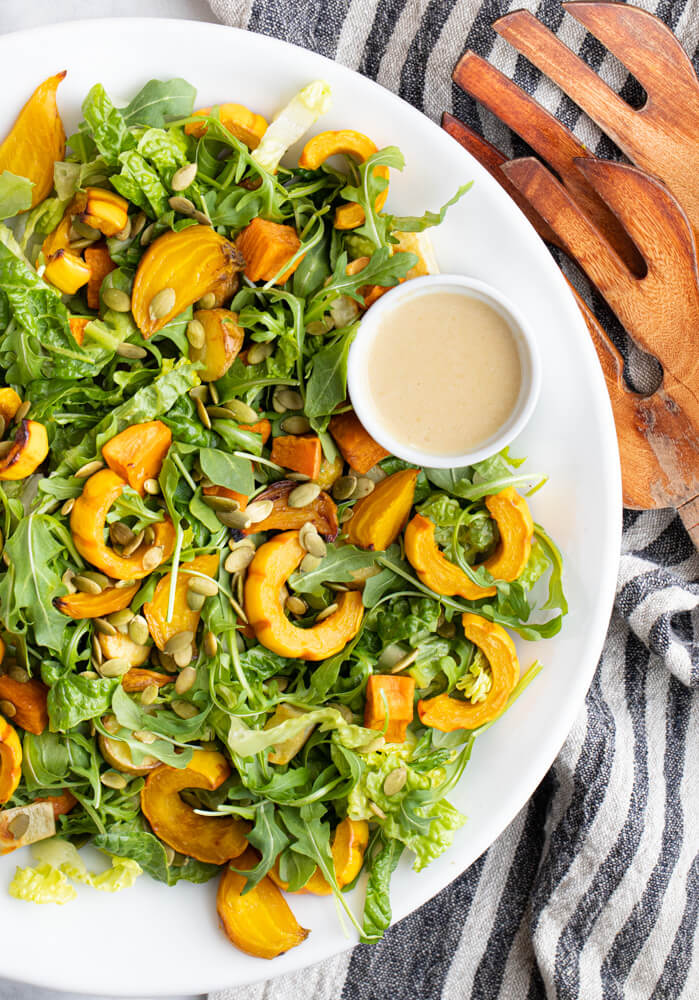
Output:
[{"left": 0, "top": 17, "right": 623, "bottom": 995}]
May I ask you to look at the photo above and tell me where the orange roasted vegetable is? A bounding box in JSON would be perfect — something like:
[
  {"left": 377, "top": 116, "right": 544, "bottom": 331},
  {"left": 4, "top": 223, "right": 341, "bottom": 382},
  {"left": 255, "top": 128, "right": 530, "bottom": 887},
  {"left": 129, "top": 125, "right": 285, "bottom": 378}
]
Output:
[
  {"left": 404, "top": 514, "right": 496, "bottom": 601},
  {"left": 0, "top": 420, "right": 49, "bottom": 481},
  {"left": 42, "top": 208, "right": 72, "bottom": 259},
  {"left": 348, "top": 469, "right": 418, "bottom": 550},
  {"left": 245, "top": 531, "right": 364, "bottom": 660},
  {"left": 121, "top": 668, "right": 172, "bottom": 693},
  {"left": 74, "top": 188, "right": 128, "bottom": 237},
  {"left": 0, "top": 714, "right": 22, "bottom": 804},
  {"left": 329, "top": 410, "right": 389, "bottom": 475},
  {"left": 0, "top": 72, "right": 66, "bottom": 209},
  {"left": 481, "top": 488, "right": 534, "bottom": 582},
  {"left": 418, "top": 613, "right": 519, "bottom": 731},
  {"left": 101, "top": 420, "right": 172, "bottom": 495},
  {"left": 202, "top": 483, "right": 249, "bottom": 511},
  {"left": 44, "top": 249, "right": 91, "bottom": 295},
  {"left": 236, "top": 218, "right": 303, "bottom": 284},
  {"left": 270, "top": 817, "right": 369, "bottom": 895},
  {"left": 345, "top": 254, "right": 407, "bottom": 308},
  {"left": 217, "top": 848, "right": 309, "bottom": 959},
  {"left": 270, "top": 434, "right": 322, "bottom": 480},
  {"left": 98, "top": 632, "right": 150, "bottom": 669},
  {"left": 317, "top": 453, "right": 344, "bottom": 490},
  {"left": 189, "top": 308, "right": 244, "bottom": 381},
  {"left": 70, "top": 469, "right": 176, "bottom": 579},
  {"left": 186, "top": 103, "right": 268, "bottom": 148},
  {"left": 34, "top": 791, "right": 77, "bottom": 819},
  {"left": 364, "top": 674, "right": 415, "bottom": 742},
  {"left": 143, "top": 553, "right": 219, "bottom": 651},
  {"left": 238, "top": 418, "right": 271, "bottom": 445},
  {"left": 141, "top": 750, "right": 248, "bottom": 864},
  {"left": 0, "top": 388, "right": 21, "bottom": 424},
  {"left": 131, "top": 225, "right": 244, "bottom": 337},
  {"left": 242, "top": 480, "right": 339, "bottom": 540},
  {"left": 54, "top": 581, "right": 140, "bottom": 619},
  {"left": 298, "top": 130, "right": 389, "bottom": 230},
  {"left": 0, "top": 676, "right": 49, "bottom": 735},
  {"left": 69, "top": 316, "right": 89, "bottom": 345},
  {"left": 84, "top": 244, "right": 115, "bottom": 309}
]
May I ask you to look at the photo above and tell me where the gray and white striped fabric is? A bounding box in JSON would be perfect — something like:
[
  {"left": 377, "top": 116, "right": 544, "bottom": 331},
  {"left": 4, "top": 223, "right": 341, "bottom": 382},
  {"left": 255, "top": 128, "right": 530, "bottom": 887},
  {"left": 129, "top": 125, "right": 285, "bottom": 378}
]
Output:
[{"left": 207, "top": 2, "right": 699, "bottom": 998}]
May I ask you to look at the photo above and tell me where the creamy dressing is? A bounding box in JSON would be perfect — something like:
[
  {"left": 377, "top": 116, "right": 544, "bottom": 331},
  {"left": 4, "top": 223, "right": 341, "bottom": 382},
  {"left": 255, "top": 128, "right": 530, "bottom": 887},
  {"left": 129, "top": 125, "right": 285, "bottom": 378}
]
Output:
[{"left": 366, "top": 291, "right": 522, "bottom": 456}]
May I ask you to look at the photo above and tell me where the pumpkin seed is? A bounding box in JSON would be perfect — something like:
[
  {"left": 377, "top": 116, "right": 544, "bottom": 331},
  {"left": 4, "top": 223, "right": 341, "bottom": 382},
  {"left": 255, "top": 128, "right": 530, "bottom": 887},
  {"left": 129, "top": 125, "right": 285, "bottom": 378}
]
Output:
[
  {"left": 163, "top": 844, "right": 176, "bottom": 866},
  {"left": 103, "top": 287, "right": 132, "bottom": 312},
  {"left": 187, "top": 575, "right": 219, "bottom": 597},
  {"left": 369, "top": 801, "right": 387, "bottom": 819},
  {"left": 8, "top": 666, "right": 29, "bottom": 684},
  {"left": 391, "top": 649, "right": 419, "bottom": 674},
  {"left": 83, "top": 669, "right": 101, "bottom": 679},
  {"left": 175, "top": 666, "right": 197, "bottom": 694},
  {"left": 189, "top": 384, "right": 209, "bottom": 402},
  {"left": 300, "top": 553, "right": 322, "bottom": 574},
  {"left": 195, "top": 395, "right": 212, "bottom": 429},
  {"left": 0, "top": 699, "right": 16, "bottom": 719},
  {"left": 186, "top": 589, "right": 207, "bottom": 612},
  {"left": 306, "top": 319, "right": 332, "bottom": 336},
  {"left": 206, "top": 405, "right": 238, "bottom": 420},
  {"left": 142, "top": 545, "right": 164, "bottom": 572},
  {"left": 168, "top": 195, "right": 196, "bottom": 216},
  {"left": 134, "top": 729, "right": 157, "bottom": 744},
  {"left": 113, "top": 218, "right": 132, "bottom": 242},
  {"left": 94, "top": 617, "right": 117, "bottom": 637},
  {"left": 197, "top": 292, "right": 216, "bottom": 309},
  {"left": 364, "top": 464, "right": 388, "bottom": 484},
  {"left": 121, "top": 529, "right": 145, "bottom": 557},
  {"left": 281, "top": 415, "right": 311, "bottom": 435},
  {"left": 316, "top": 602, "right": 339, "bottom": 622},
  {"left": 383, "top": 767, "right": 408, "bottom": 797},
  {"left": 99, "top": 657, "right": 131, "bottom": 678},
  {"left": 351, "top": 477, "right": 375, "bottom": 500},
  {"left": 286, "top": 472, "right": 311, "bottom": 481},
  {"left": 192, "top": 209, "right": 212, "bottom": 226},
  {"left": 115, "top": 577, "right": 137, "bottom": 589},
  {"left": 128, "top": 615, "right": 149, "bottom": 646},
  {"left": 228, "top": 596, "right": 248, "bottom": 623},
  {"left": 174, "top": 645, "right": 193, "bottom": 668},
  {"left": 116, "top": 342, "right": 147, "bottom": 359},
  {"left": 327, "top": 582, "right": 349, "bottom": 592},
  {"left": 146, "top": 527, "right": 157, "bottom": 548},
  {"left": 72, "top": 219, "right": 101, "bottom": 240},
  {"left": 140, "top": 222, "right": 156, "bottom": 246},
  {"left": 224, "top": 547, "right": 254, "bottom": 574},
  {"left": 222, "top": 398, "right": 258, "bottom": 424},
  {"left": 171, "top": 162, "right": 198, "bottom": 191},
  {"left": 102, "top": 714, "right": 119, "bottom": 734},
  {"left": 60, "top": 497, "right": 75, "bottom": 516},
  {"left": 217, "top": 509, "right": 252, "bottom": 530},
  {"left": 143, "top": 477, "right": 160, "bottom": 495},
  {"left": 276, "top": 388, "right": 304, "bottom": 411},
  {"left": 288, "top": 482, "right": 321, "bottom": 508},
  {"left": 7, "top": 813, "right": 30, "bottom": 839},
  {"left": 91, "top": 634, "right": 103, "bottom": 665},
  {"left": 101, "top": 770, "right": 128, "bottom": 790},
  {"left": 127, "top": 212, "right": 146, "bottom": 238},
  {"left": 110, "top": 522, "right": 135, "bottom": 547},
  {"left": 69, "top": 236, "right": 97, "bottom": 251},
  {"left": 203, "top": 494, "right": 240, "bottom": 512},
  {"left": 203, "top": 631, "right": 218, "bottom": 657},
  {"left": 75, "top": 459, "right": 104, "bottom": 479},
  {"left": 209, "top": 382, "right": 220, "bottom": 405},
  {"left": 246, "top": 342, "right": 273, "bottom": 365},
  {"left": 0, "top": 414, "right": 5, "bottom": 438},
  {"left": 107, "top": 608, "right": 134, "bottom": 629},
  {"left": 229, "top": 535, "right": 255, "bottom": 551},
  {"left": 285, "top": 595, "right": 307, "bottom": 617},
  {"left": 164, "top": 631, "right": 194, "bottom": 655},
  {"left": 141, "top": 684, "right": 159, "bottom": 706},
  {"left": 299, "top": 522, "right": 326, "bottom": 558},
  {"left": 246, "top": 499, "right": 274, "bottom": 524},
  {"left": 171, "top": 700, "right": 198, "bottom": 719},
  {"left": 74, "top": 574, "right": 103, "bottom": 595},
  {"left": 332, "top": 475, "right": 357, "bottom": 501},
  {"left": 186, "top": 318, "right": 206, "bottom": 349},
  {"left": 149, "top": 287, "right": 176, "bottom": 323},
  {"left": 61, "top": 569, "right": 77, "bottom": 594}
]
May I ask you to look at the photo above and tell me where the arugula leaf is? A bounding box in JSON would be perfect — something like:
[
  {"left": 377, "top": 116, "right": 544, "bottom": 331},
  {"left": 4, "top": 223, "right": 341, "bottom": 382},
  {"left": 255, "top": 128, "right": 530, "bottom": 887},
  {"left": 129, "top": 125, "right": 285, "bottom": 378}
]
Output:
[
  {"left": 389, "top": 182, "right": 473, "bottom": 232},
  {"left": 199, "top": 448, "right": 254, "bottom": 496},
  {"left": 304, "top": 326, "right": 357, "bottom": 421},
  {"left": 361, "top": 837, "right": 404, "bottom": 943},
  {"left": 121, "top": 79, "right": 197, "bottom": 128},
  {"left": 0, "top": 171, "right": 33, "bottom": 218},
  {"left": 233, "top": 801, "right": 289, "bottom": 891},
  {"left": 339, "top": 147, "right": 405, "bottom": 248},
  {"left": 289, "top": 543, "right": 379, "bottom": 594}
]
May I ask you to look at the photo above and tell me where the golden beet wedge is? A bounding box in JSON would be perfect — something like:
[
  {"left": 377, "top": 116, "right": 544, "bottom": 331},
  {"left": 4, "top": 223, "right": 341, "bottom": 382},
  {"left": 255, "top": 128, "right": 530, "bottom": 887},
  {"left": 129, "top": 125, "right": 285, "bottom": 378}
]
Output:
[
  {"left": 0, "top": 72, "right": 66, "bottom": 208},
  {"left": 244, "top": 531, "right": 364, "bottom": 660},
  {"left": 131, "top": 226, "right": 244, "bottom": 337},
  {"left": 189, "top": 308, "right": 244, "bottom": 381},
  {"left": 418, "top": 613, "right": 520, "bottom": 732},
  {"left": 348, "top": 468, "right": 418, "bottom": 551}
]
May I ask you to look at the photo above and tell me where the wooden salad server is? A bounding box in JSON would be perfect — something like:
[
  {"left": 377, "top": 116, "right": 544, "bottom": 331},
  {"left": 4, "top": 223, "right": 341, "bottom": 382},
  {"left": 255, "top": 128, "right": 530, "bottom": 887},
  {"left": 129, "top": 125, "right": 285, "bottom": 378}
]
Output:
[{"left": 444, "top": 2, "right": 699, "bottom": 542}]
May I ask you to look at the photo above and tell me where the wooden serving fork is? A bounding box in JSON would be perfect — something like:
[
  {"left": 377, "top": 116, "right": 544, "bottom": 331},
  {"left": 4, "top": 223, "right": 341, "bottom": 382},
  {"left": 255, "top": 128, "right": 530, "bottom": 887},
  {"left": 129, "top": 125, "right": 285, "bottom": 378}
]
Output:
[{"left": 444, "top": 1, "right": 699, "bottom": 543}]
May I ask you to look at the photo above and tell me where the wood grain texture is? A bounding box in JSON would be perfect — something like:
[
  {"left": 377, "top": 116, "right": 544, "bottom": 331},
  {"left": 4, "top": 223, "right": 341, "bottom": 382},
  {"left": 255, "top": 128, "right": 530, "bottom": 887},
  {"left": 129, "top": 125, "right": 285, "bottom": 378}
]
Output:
[{"left": 494, "top": 2, "right": 699, "bottom": 242}]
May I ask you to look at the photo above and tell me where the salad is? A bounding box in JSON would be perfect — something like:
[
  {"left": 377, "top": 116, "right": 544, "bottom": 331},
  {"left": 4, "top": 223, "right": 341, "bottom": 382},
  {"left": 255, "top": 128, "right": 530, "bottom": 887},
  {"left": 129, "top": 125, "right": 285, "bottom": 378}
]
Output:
[{"left": 0, "top": 73, "right": 567, "bottom": 958}]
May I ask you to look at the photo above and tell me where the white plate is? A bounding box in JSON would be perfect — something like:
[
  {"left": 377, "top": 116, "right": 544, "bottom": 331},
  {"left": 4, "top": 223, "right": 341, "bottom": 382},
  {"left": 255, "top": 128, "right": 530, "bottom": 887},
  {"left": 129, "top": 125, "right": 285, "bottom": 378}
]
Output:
[{"left": 0, "top": 18, "right": 622, "bottom": 995}]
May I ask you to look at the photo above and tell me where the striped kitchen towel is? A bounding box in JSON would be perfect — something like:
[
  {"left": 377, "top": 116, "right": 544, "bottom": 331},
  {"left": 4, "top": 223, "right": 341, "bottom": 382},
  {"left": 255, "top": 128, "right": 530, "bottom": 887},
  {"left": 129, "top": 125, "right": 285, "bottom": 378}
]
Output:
[{"left": 207, "top": 2, "right": 699, "bottom": 998}]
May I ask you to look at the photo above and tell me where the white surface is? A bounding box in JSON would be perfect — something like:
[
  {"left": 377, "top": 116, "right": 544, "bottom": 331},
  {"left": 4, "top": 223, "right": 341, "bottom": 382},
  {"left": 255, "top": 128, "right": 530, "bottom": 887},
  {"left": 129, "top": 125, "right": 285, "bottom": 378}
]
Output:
[
  {"left": 0, "top": 16, "right": 622, "bottom": 997},
  {"left": 348, "top": 274, "right": 541, "bottom": 468}
]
